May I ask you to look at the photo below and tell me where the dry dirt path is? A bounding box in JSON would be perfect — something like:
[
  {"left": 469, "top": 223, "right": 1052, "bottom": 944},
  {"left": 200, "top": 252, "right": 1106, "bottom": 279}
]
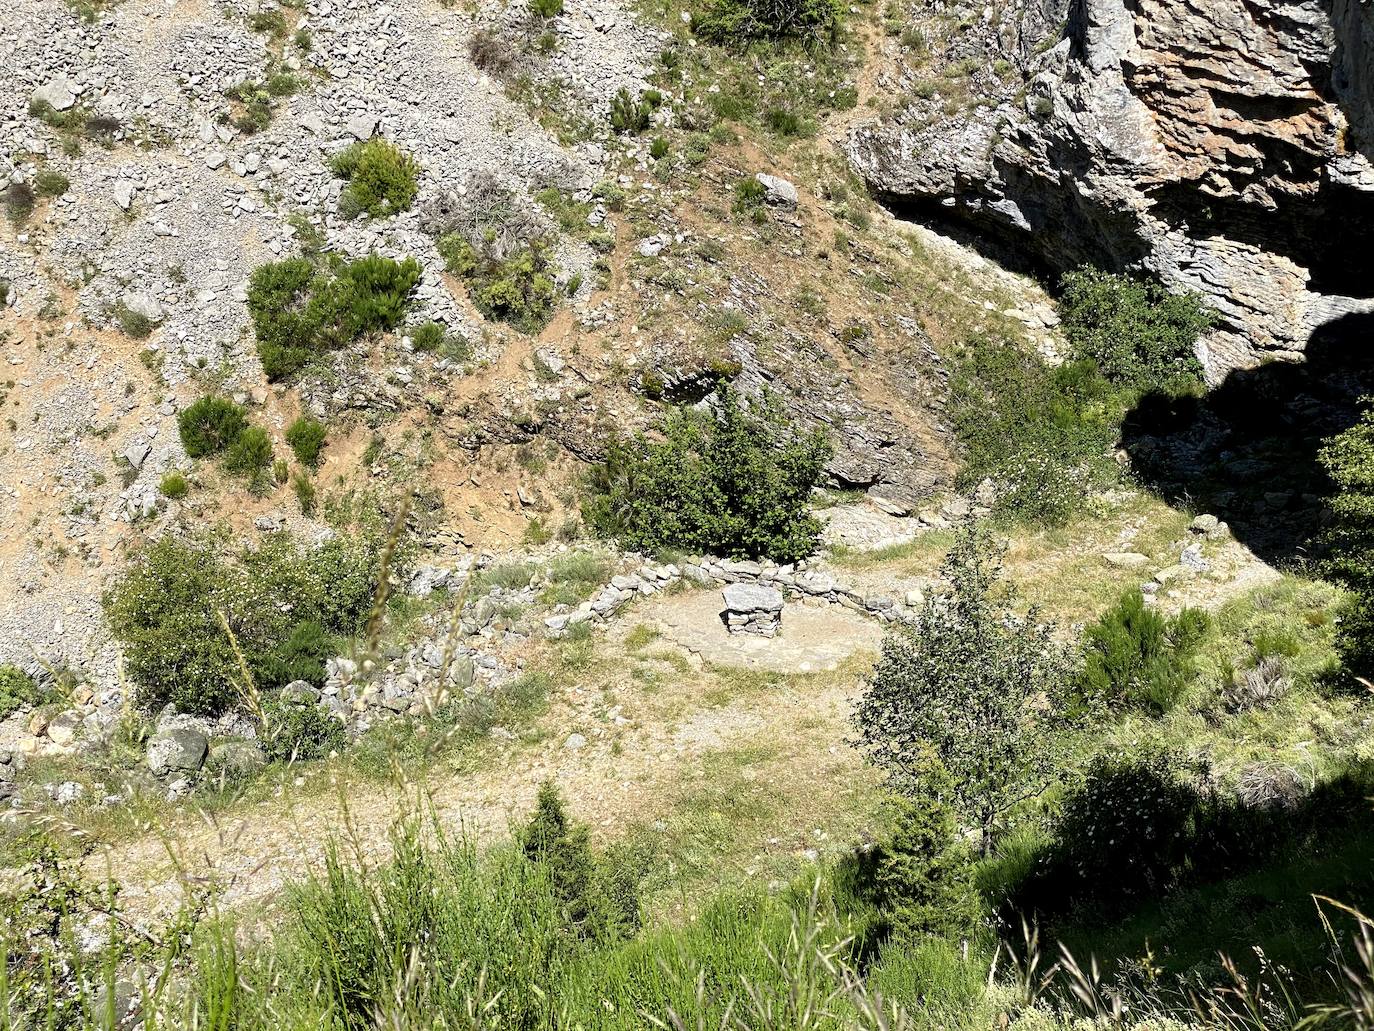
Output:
[{"left": 83, "top": 591, "right": 883, "bottom": 923}]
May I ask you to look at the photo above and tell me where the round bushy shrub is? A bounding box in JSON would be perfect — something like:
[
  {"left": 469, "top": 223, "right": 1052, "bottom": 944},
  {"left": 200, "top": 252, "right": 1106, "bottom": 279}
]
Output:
[
  {"left": 584, "top": 386, "right": 831, "bottom": 563},
  {"left": 104, "top": 534, "right": 385, "bottom": 715},
  {"left": 178, "top": 397, "right": 249, "bottom": 458},
  {"left": 261, "top": 696, "right": 345, "bottom": 762},
  {"left": 329, "top": 139, "right": 419, "bottom": 220},
  {"left": 694, "top": 0, "right": 844, "bottom": 42},
  {"left": 286, "top": 416, "right": 328, "bottom": 468}
]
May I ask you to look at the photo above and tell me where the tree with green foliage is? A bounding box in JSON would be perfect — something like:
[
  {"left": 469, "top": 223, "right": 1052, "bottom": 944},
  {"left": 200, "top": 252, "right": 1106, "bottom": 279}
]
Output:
[
  {"left": 853, "top": 527, "right": 1072, "bottom": 856},
  {"left": 584, "top": 385, "right": 831, "bottom": 563},
  {"left": 1319, "top": 401, "right": 1374, "bottom": 680},
  {"left": 1077, "top": 589, "right": 1210, "bottom": 714},
  {"left": 872, "top": 755, "right": 981, "bottom": 943},
  {"left": 1059, "top": 267, "right": 1212, "bottom": 394}
]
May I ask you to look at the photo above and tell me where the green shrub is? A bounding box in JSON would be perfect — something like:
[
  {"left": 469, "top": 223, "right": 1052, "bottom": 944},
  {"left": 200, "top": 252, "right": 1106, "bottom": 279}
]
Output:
[
  {"left": 694, "top": 0, "right": 843, "bottom": 42},
  {"left": 1048, "top": 749, "right": 1203, "bottom": 908},
  {"left": 248, "top": 254, "right": 421, "bottom": 379},
  {"left": 520, "top": 782, "right": 640, "bottom": 941},
  {"left": 530, "top": 0, "right": 563, "bottom": 15},
  {"left": 609, "top": 89, "right": 653, "bottom": 134},
  {"left": 33, "top": 169, "right": 69, "bottom": 198},
  {"left": 584, "top": 385, "right": 831, "bottom": 563},
  {"left": 286, "top": 416, "right": 328, "bottom": 468},
  {"left": 224, "top": 426, "right": 274, "bottom": 482},
  {"left": 649, "top": 136, "right": 669, "bottom": 160},
  {"left": 330, "top": 139, "right": 420, "bottom": 220},
  {"left": 0, "top": 665, "right": 41, "bottom": 720},
  {"left": 113, "top": 303, "right": 154, "bottom": 339},
  {"left": 158, "top": 471, "right": 189, "bottom": 499},
  {"left": 262, "top": 695, "right": 346, "bottom": 762},
  {"left": 1059, "top": 267, "right": 1211, "bottom": 394},
  {"left": 3, "top": 182, "right": 35, "bottom": 225},
  {"left": 733, "top": 177, "right": 767, "bottom": 213},
  {"left": 292, "top": 470, "right": 317, "bottom": 515},
  {"left": 440, "top": 237, "right": 559, "bottom": 334},
  {"left": 948, "top": 339, "right": 1122, "bottom": 524},
  {"left": 1077, "top": 590, "right": 1210, "bottom": 714},
  {"left": 870, "top": 772, "right": 981, "bottom": 944},
  {"left": 103, "top": 534, "right": 382, "bottom": 715},
  {"left": 1319, "top": 401, "right": 1374, "bottom": 679},
  {"left": 178, "top": 397, "right": 249, "bottom": 458}
]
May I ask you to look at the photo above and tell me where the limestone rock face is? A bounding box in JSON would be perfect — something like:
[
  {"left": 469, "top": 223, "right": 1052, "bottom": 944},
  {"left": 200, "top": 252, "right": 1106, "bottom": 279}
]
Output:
[{"left": 848, "top": 0, "right": 1374, "bottom": 379}]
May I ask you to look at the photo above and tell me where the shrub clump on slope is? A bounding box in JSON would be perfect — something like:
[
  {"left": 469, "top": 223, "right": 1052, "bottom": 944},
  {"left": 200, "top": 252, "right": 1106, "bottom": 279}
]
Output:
[
  {"left": 329, "top": 138, "right": 420, "bottom": 220},
  {"left": 103, "top": 533, "right": 380, "bottom": 715},
  {"left": 583, "top": 385, "right": 831, "bottom": 564},
  {"left": 693, "top": 0, "right": 844, "bottom": 43},
  {"left": 247, "top": 253, "right": 421, "bottom": 380}
]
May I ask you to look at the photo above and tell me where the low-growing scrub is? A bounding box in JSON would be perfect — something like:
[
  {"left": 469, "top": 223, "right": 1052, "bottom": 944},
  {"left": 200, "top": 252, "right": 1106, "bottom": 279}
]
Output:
[
  {"left": 330, "top": 138, "right": 420, "bottom": 219},
  {"left": 438, "top": 235, "right": 559, "bottom": 334},
  {"left": 1076, "top": 589, "right": 1209, "bottom": 714},
  {"left": 1319, "top": 399, "right": 1374, "bottom": 680},
  {"left": 286, "top": 415, "right": 328, "bottom": 468},
  {"left": 247, "top": 253, "right": 421, "bottom": 379},
  {"left": 693, "top": 0, "right": 844, "bottom": 42},
  {"left": 584, "top": 386, "right": 831, "bottom": 563},
  {"left": 0, "top": 665, "right": 42, "bottom": 720}
]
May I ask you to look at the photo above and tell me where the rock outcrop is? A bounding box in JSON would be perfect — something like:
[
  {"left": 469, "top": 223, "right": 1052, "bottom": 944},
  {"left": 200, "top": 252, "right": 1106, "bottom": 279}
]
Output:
[{"left": 848, "top": 0, "right": 1374, "bottom": 379}]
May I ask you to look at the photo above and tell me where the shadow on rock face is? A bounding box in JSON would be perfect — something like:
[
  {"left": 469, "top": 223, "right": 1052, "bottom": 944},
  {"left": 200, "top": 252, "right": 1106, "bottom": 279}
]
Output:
[{"left": 1121, "top": 311, "right": 1374, "bottom": 565}]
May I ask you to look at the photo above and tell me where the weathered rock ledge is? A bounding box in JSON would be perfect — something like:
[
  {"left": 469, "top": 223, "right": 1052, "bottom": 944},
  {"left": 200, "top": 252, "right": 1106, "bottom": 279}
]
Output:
[{"left": 848, "top": 0, "right": 1374, "bottom": 378}]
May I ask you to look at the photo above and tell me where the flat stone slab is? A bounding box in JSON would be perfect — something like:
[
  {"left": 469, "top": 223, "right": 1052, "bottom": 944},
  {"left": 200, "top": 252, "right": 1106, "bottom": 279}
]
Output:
[
  {"left": 637, "top": 590, "right": 884, "bottom": 673},
  {"left": 722, "top": 582, "right": 783, "bottom": 613}
]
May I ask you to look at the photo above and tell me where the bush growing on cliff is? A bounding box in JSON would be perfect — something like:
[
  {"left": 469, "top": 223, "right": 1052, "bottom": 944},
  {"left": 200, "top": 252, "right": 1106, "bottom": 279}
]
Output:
[
  {"left": 286, "top": 415, "right": 328, "bottom": 468},
  {"left": 583, "top": 385, "right": 831, "bottom": 563},
  {"left": 0, "top": 665, "right": 42, "bottom": 720},
  {"left": 104, "top": 534, "right": 382, "bottom": 715},
  {"left": 1059, "top": 267, "right": 1212, "bottom": 394},
  {"left": 948, "top": 339, "right": 1120, "bottom": 523},
  {"left": 177, "top": 397, "right": 249, "bottom": 459}
]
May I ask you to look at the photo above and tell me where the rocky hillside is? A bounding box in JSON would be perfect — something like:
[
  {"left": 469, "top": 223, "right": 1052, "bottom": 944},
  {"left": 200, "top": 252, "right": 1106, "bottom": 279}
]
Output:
[
  {"left": 848, "top": 0, "right": 1374, "bottom": 379},
  {"left": 1, "top": 0, "right": 1062, "bottom": 688}
]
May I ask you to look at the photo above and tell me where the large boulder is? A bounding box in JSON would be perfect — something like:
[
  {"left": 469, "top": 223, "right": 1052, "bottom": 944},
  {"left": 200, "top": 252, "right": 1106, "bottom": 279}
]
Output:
[{"left": 146, "top": 728, "right": 208, "bottom": 779}]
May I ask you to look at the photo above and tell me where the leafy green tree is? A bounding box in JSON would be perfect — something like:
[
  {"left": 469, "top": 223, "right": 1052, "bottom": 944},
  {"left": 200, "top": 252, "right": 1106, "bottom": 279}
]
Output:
[
  {"left": 1059, "top": 267, "right": 1211, "bottom": 394},
  {"left": 1077, "top": 589, "right": 1209, "bottom": 714},
  {"left": 853, "top": 527, "right": 1072, "bottom": 855},
  {"left": 104, "top": 534, "right": 382, "bottom": 715},
  {"left": 584, "top": 385, "right": 831, "bottom": 563},
  {"left": 1319, "top": 401, "right": 1374, "bottom": 679}
]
